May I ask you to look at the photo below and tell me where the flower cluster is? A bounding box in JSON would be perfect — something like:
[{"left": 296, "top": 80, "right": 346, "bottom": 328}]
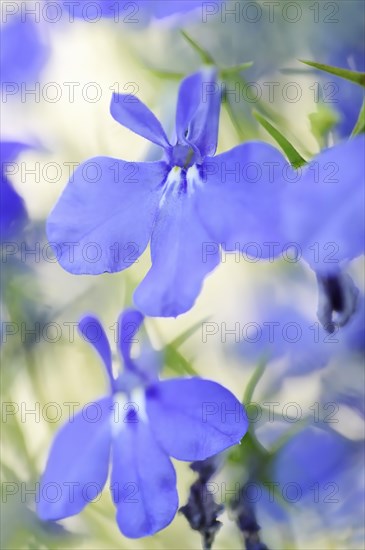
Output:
[{"left": 2, "top": 2, "right": 364, "bottom": 547}]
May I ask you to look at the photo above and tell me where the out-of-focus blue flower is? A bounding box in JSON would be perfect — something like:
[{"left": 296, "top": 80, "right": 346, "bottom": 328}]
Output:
[
  {"left": 0, "top": 16, "right": 49, "bottom": 87},
  {"left": 56, "top": 0, "right": 218, "bottom": 22},
  {"left": 284, "top": 136, "right": 365, "bottom": 275},
  {"left": 273, "top": 425, "right": 354, "bottom": 496},
  {"left": 232, "top": 274, "right": 364, "bottom": 385},
  {"left": 236, "top": 301, "right": 331, "bottom": 378},
  {"left": 315, "top": 270, "right": 359, "bottom": 332},
  {"left": 38, "top": 309, "right": 248, "bottom": 538},
  {"left": 47, "top": 68, "right": 289, "bottom": 317},
  {"left": 272, "top": 425, "right": 364, "bottom": 531},
  {"left": 1, "top": 142, "right": 28, "bottom": 241},
  {"left": 308, "top": 0, "right": 364, "bottom": 139},
  {"left": 328, "top": 50, "right": 365, "bottom": 138},
  {"left": 250, "top": 423, "right": 364, "bottom": 545},
  {"left": 282, "top": 136, "right": 364, "bottom": 329}
]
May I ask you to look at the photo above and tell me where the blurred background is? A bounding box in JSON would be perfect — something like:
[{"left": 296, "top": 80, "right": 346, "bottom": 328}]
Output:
[{"left": 1, "top": 1, "right": 364, "bottom": 548}]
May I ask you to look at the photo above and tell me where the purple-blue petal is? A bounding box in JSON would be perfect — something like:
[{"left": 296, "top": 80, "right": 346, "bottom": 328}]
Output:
[
  {"left": 273, "top": 426, "right": 351, "bottom": 495},
  {"left": 111, "top": 418, "right": 178, "bottom": 537},
  {"left": 57, "top": 0, "right": 217, "bottom": 22},
  {"left": 117, "top": 308, "right": 144, "bottom": 366},
  {"left": 284, "top": 135, "right": 365, "bottom": 272},
  {"left": 133, "top": 179, "right": 220, "bottom": 317},
  {"left": 196, "top": 142, "right": 291, "bottom": 258},
  {"left": 146, "top": 377, "right": 248, "bottom": 461},
  {"left": 1, "top": 16, "right": 48, "bottom": 86},
  {"left": 38, "top": 397, "right": 112, "bottom": 521},
  {"left": 47, "top": 157, "right": 167, "bottom": 274},
  {"left": 78, "top": 315, "right": 115, "bottom": 389},
  {"left": 175, "top": 71, "right": 207, "bottom": 144},
  {"left": 110, "top": 93, "right": 170, "bottom": 149},
  {"left": 1, "top": 142, "right": 30, "bottom": 240},
  {"left": 1, "top": 175, "right": 27, "bottom": 241},
  {"left": 142, "top": 0, "right": 213, "bottom": 19},
  {"left": 176, "top": 68, "right": 220, "bottom": 158},
  {"left": 236, "top": 299, "right": 332, "bottom": 376}
]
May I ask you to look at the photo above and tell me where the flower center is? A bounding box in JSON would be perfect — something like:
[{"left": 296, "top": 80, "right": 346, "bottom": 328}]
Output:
[
  {"left": 160, "top": 164, "right": 203, "bottom": 207},
  {"left": 111, "top": 388, "right": 148, "bottom": 435},
  {"left": 170, "top": 143, "right": 200, "bottom": 169}
]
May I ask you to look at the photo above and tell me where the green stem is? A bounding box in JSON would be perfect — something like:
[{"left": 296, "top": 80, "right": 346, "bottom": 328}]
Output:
[{"left": 243, "top": 358, "right": 267, "bottom": 405}]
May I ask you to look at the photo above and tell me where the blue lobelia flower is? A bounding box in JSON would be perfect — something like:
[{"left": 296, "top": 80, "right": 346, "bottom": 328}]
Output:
[
  {"left": 0, "top": 15, "right": 49, "bottom": 88},
  {"left": 47, "top": 67, "right": 290, "bottom": 317},
  {"left": 1, "top": 142, "right": 29, "bottom": 241},
  {"left": 37, "top": 309, "right": 248, "bottom": 537},
  {"left": 282, "top": 135, "right": 365, "bottom": 329}
]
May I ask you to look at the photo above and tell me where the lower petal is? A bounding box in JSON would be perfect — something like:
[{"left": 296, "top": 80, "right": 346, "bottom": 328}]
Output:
[
  {"left": 111, "top": 419, "right": 178, "bottom": 538},
  {"left": 37, "top": 397, "right": 112, "bottom": 521},
  {"left": 196, "top": 142, "right": 291, "bottom": 259},
  {"left": 134, "top": 175, "right": 220, "bottom": 317},
  {"left": 47, "top": 158, "right": 167, "bottom": 274},
  {"left": 146, "top": 377, "right": 248, "bottom": 461}
]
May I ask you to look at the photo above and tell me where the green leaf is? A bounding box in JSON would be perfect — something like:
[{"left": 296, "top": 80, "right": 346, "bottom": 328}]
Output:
[
  {"left": 299, "top": 59, "right": 365, "bottom": 87},
  {"left": 351, "top": 98, "right": 365, "bottom": 136},
  {"left": 253, "top": 110, "right": 307, "bottom": 168},
  {"left": 180, "top": 30, "right": 215, "bottom": 64},
  {"left": 164, "top": 345, "right": 198, "bottom": 377}
]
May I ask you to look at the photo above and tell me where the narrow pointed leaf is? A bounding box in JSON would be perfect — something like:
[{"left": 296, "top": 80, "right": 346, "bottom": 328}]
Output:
[
  {"left": 180, "top": 30, "right": 215, "bottom": 64},
  {"left": 253, "top": 111, "right": 307, "bottom": 168},
  {"left": 164, "top": 345, "right": 198, "bottom": 376},
  {"left": 299, "top": 60, "right": 365, "bottom": 87},
  {"left": 351, "top": 98, "right": 365, "bottom": 136}
]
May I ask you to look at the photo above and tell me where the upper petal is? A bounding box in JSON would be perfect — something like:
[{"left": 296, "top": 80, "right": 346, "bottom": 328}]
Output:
[
  {"left": 111, "top": 417, "right": 178, "bottom": 538},
  {"left": 133, "top": 169, "right": 220, "bottom": 317},
  {"left": 78, "top": 315, "right": 116, "bottom": 390},
  {"left": 37, "top": 397, "right": 112, "bottom": 521},
  {"left": 176, "top": 67, "right": 221, "bottom": 158},
  {"left": 196, "top": 142, "right": 291, "bottom": 258},
  {"left": 47, "top": 158, "right": 167, "bottom": 274},
  {"left": 175, "top": 72, "right": 204, "bottom": 143},
  {"left": 146, "top": 377, "right": 248, "bottom": 461},
  {"left": 283, "top": 135, "right": 365, "bottom": 272},
  {"left": 117, "top": 308, "right": 144, "bottom": 367},
  {"left": 110, "top": 93, "right": 171, "bottom": 149}
]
